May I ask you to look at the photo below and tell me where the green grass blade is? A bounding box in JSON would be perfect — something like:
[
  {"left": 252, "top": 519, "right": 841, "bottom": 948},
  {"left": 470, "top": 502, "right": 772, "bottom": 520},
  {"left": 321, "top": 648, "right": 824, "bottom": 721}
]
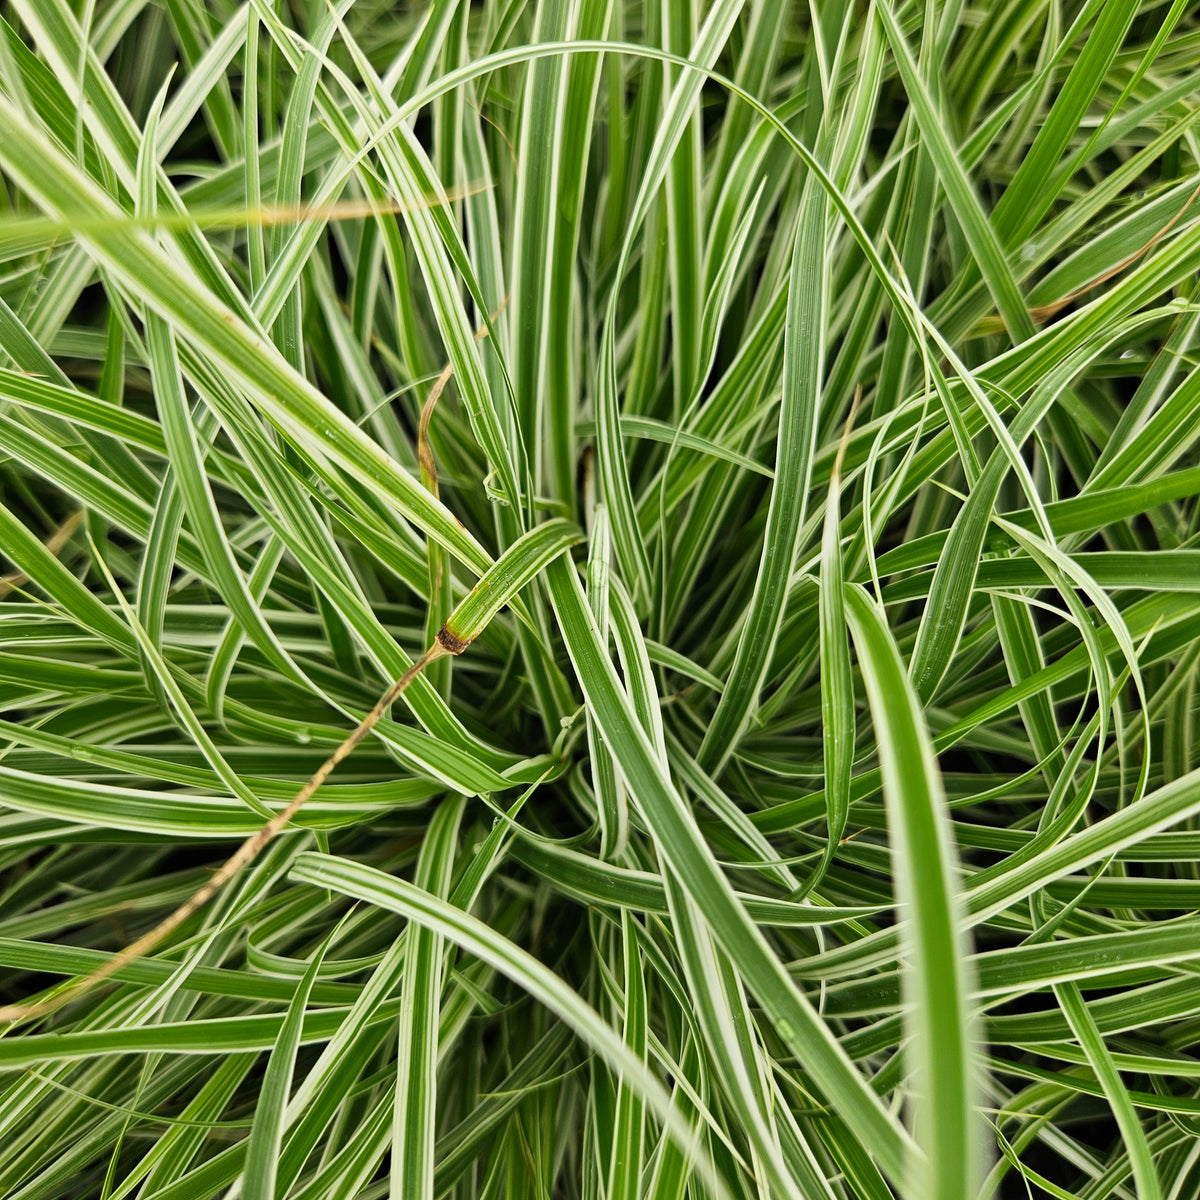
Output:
[{"left": 843, "top": 583, "right": 979, "bottom": 1200}]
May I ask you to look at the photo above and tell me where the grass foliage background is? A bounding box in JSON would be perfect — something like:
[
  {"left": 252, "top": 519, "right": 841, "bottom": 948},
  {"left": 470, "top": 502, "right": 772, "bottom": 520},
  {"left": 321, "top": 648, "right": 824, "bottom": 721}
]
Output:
[{"left": 2, "top": 0, "right": 1200, "bottom": 1197}]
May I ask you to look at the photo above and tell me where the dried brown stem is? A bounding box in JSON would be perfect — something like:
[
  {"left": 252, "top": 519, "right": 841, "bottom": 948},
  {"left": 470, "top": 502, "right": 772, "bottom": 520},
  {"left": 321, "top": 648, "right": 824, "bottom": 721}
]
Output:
[
  {"left": 416, "top": 296, "right": 509, "bottom": 502},
  {"left": 0, "top": 641, "right": 451, "bottom": 1025},
  {"left": 417, "top": 360, "right": 456, "bottom": 501},
  {"left": 972, "top": 179, "right": 1200, "bottom": 336},
  {"left": 1030, "top": 177, "right": 1200, "bottom": 321},
  {"left": 0, "top": 511, "right": 83, "bottom": 598}
]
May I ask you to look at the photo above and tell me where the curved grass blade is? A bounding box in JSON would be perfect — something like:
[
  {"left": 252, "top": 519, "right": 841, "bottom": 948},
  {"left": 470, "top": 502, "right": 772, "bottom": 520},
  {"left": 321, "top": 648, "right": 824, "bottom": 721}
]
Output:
[
  {"left": 843, "top": 582, "right": 979, "bottom": 1200},
  {"left": 698, "top": 171, "right": 827, "bottom": 774},
  {"left": 242, "top": 927, "right": 337, "bottom": 1200},
  {"left": 392, "top": 796, "right": 465, "bottom": 1200},
  {"left": 288, "top": 851, "right": 728, "bottom": 1199},
  {"left": 544, "top": 555, "right": 916, "bottom": 1184}
]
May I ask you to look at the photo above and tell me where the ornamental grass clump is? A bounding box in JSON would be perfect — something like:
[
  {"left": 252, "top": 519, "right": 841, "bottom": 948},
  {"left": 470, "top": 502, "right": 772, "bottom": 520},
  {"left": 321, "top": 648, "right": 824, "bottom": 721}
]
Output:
[{"left": 1, "top": 2, "right": 1200, "bottom": 1198}]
